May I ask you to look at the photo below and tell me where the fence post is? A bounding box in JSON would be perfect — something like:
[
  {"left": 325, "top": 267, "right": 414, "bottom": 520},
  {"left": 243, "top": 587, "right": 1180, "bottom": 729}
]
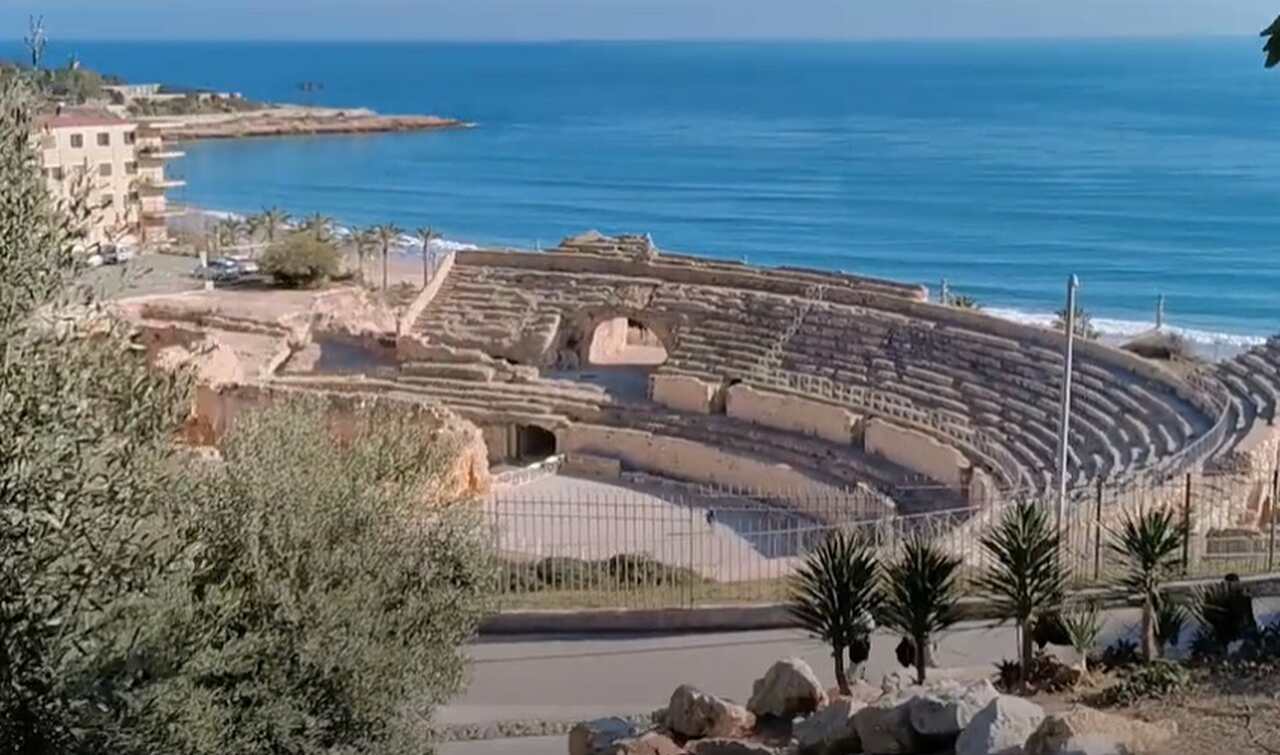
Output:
[
  {"left": 1269, "top": 470, "right": 1278, "bottom": 572},
  {"left": 1092, "top": 478, "right": 1103, "bottom": 583},
  {"left": 1181, "top": 473, "right": 1192, "bottom": 576},
  {"left": 687, "top": 495, "right": 696, "bottom": 610}
]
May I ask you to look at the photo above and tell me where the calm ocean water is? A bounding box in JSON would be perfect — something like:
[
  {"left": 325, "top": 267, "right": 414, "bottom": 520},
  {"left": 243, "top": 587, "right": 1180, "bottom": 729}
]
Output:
[{"left": 12, "top": 38, "right": 1280, "bottom": 343}]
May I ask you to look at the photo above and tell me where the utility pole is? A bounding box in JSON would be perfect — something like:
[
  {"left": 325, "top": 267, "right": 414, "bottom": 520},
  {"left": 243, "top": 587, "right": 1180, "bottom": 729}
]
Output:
[
  {"left": 1155, "top": 294, "right": 1166, "bottom": 330},
  {"left": 940, "top": 278, "right": 950, "bottom": 306},
  {"left": 1056, "top": 275, "right": 1080, "bottom": 535}
]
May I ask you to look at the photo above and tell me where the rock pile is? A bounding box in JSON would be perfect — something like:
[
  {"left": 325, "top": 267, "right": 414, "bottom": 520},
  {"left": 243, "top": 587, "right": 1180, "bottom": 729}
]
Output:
[{"left": 568, "top": 659, "right": 1177, "bottom": 755}]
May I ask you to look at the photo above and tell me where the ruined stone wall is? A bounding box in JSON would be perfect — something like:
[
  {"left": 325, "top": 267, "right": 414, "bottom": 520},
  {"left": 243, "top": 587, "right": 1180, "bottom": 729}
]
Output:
[
  {"left": 651, "top": 374, "right": 716, "bottom": 414},
  {"left": 864, "top": 418, "right": 971, "bottom": 488},
  {"left": 725, "top": 383, "right": 860, "bottom": 445},
  {"left": 185, "top": 383, "right": 491, "bottom": 498},
  {"left": 587, "top": 316, "right": 630, "bottom": 364}
]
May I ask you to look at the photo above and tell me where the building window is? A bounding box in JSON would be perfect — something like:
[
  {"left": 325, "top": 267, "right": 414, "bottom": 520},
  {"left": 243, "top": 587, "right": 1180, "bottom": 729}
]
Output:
[
  {"left": 125, "top": 161, "right": 137, "bottom": 175},
  {"left": 52, "top": 167, "right": 65, "bottom": 181},
  {"left": 69, "top": 133, "right": 84, "bottom": 148},
  {"left": 124, "top": 131, "right": 136, "bottom": 145},
  {"left": 99, "top": 163, "right": 113, "bottom": 177},
  {"left": 97, "top": 132, "right": 110, "bottom": 147}
]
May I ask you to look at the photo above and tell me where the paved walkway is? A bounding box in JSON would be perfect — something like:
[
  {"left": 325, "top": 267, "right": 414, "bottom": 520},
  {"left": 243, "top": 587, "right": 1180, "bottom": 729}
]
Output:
[{"left": 438, "top": 600, "right": 1279, "bottom": 754}]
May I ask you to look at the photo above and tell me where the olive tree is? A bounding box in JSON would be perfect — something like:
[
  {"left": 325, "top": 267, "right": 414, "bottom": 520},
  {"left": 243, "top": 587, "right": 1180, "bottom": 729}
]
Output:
[
  {"left": 0, "top": 74, "right": 192, "bottom": 753},
  {"left": 98, "top": 399, "right": 495, "bottom": 755}
]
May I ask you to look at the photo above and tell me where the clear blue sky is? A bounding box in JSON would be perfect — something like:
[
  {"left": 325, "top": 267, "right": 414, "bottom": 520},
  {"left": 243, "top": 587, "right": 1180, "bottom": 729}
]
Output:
[{"left": 2, "top": 0, "right": 1276, "bottom": 41}]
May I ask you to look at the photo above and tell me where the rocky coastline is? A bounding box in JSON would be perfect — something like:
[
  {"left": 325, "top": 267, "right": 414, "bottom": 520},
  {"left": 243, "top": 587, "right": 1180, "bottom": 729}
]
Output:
[{"left": 155, "top": 107, "right": 472, "bottom": 141}]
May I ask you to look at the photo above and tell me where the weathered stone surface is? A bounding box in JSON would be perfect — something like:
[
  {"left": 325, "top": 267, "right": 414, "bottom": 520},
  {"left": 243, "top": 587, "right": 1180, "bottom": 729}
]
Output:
[
  {"left": 606, "top": 731, "right": 687, "bottom": 755},
  {"left": 747, "top": 658, "right": 827, "bottom": 719},
  {"left": 1025, "top": 706, "right": 1178, "bottom": 755},
  {"left": 826, "top": 680, "right": 883, "bottom": 706},
  {"left": 570, "top": 717, "right": 641, "bottom": 755},
  {"left": 667, "top": 684, "right": 756, "bottom": 739},
  {"left": 955, "top": 695, "right": 1046, "bottom": 755},
  {"left": 852, "top": 697, "right": 921, "bottom": 755},
  {"left": 686, "top": 739, "right": 779, "bottom": 755},
  {"left": 793, "top": 697, "right": 864, "bottom": 754},
  {"left": 908, "top": 679, "right": 1000, "bottom": 737}
]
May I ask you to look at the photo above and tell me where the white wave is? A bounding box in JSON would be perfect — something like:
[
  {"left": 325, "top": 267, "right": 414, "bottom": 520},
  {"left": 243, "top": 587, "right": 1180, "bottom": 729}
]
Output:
[{"left": 984, "top": 307, "right": 1269, "bottom": 348}]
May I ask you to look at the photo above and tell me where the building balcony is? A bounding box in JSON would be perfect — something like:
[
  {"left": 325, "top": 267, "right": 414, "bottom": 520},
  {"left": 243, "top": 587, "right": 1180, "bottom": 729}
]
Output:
[
  {"left": 137, "top": 178, "right": 186, "bottom": 192},
  {"left": 137, "top": 147, "right": 186, "bottom": 161},
  {"left": 142, "top": 206, "right": 185, "bottom": 220}
]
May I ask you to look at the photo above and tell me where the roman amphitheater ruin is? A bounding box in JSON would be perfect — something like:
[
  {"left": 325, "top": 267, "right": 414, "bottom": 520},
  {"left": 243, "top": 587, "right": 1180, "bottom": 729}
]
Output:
[{"left": 124, "top": 232, "right": 1280, "bottom": 589}]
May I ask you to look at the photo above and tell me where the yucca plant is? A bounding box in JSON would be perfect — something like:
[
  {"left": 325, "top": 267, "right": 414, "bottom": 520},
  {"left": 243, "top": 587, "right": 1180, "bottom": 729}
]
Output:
[
  {"left": 1154, "top": 594, "right": 1188, "bottom": 657},
  {"left": 878, "top": 532, "right": 962, "bottom": 685},
  {"left": 1189, "top": 578, "right": 1257, "bottom": 656},
  {"left": 1109, "top": 507, "right": 1185, "bottom": 662},
  {"left": 787, "top": 530, "right": 881, "bottom": 695},
  {"left": 975, "top": 501, "right": 1066, "bottom": 686},
  {"left": 1060, "top": 601, "right": 1104, "bottom": 674}
]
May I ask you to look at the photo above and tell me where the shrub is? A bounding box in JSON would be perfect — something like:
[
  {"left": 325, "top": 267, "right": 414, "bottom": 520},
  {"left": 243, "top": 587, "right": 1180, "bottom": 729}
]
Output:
[
  {"left": 1155, "top": 596, "right": 1189, "bottom": 656},
  {"left": 1095, "top": 637, "right": 1142, "bottom": 671},
  {"left": 788, "top": 530, "right": 882, "bottom": 695},
  {"left": 94, "top": 399, "right": 495, "bottom": 755},
  {"left": 1189, "top": 578, "right": 1258, "bottom": 658},
  {"left": 260, "top": 232, "right": 341, "bottom": 287},
  {"left": 994, "top": 651, "right": 1080, "bottom": 694},
  {"left": 1061, "top": 602, "right": 1105, "bottom": 673},
  {"left": 1089, "top": 661, "right": 1191, "bottom": 708}
]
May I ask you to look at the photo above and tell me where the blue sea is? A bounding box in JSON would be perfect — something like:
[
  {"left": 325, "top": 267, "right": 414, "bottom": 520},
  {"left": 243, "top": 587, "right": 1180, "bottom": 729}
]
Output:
[{"left": 11, "top": 38, "right": 1280, "bottom": 343}]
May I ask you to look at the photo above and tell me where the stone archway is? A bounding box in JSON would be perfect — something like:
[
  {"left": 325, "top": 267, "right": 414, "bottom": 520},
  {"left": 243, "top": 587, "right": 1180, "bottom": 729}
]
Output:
[{"left": 586, "top": 316, "right": 668, "bottom": 366}]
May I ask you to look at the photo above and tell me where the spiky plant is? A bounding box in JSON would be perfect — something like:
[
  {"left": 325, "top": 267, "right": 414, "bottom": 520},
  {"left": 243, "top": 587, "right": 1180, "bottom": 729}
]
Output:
[
  {"left": 1060, "top": 601, "right": 1104, "bottom": 674},
  {"left": 301, "top": 212, "right": 334, "bottom": 242},
  {"left": 975, "top": 501, "right": 1065, "bottom": 687},
  {"left": 878, "top": 532, "right": 962, "bottom": 685},
  {"left": 260, "top": 206, "right": 290, "bottom": 243},
  {"left": 787, "top": 530, "right": 881, "bottom": 695},
  {"left": 1189, "top": 579, "right": 1257, "bottom": 656},
  {"left": 1109, "top": 507, "right": 1185, "bottom": 662},
  {"left": 1155, "top": 594, "right": 1188, "bottom": 657}
]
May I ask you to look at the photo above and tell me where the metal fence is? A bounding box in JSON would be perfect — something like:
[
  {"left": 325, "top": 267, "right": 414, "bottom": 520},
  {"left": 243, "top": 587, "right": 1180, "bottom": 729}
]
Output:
[{"left": 485, "top": 470, "right": 1280, "bottom": 610}]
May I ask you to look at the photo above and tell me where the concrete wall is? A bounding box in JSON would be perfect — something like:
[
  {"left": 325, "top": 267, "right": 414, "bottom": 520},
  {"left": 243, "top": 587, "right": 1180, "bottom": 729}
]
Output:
[
  {"left": 865, "top": 418, "right": 970, "bottom": 488},
  {"left": 561, "top": 424, "right": 850, "bottom": 500},
  {"left": 397, "top": 251, "right": 456, "bottom": 339},
  {"left": 651, "top": 374, "right": 716, "bottom": 414},
  {"left": 587, "top": 316, "right": 630, "bottom": 364},
  {"left": 725, "top": 384, "right": 860, "bottom": 445},
  {"left": 563, "top": 452, "right": 622, "bottom": 479}
]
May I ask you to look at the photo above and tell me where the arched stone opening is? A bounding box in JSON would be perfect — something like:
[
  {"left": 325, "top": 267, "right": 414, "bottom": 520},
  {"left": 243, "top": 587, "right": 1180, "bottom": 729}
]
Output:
[
  {"left": 585, "top": 316, "right": 669, "bottom": 367},
  {"left": 515, "top": 424, "right": 558, "bottom": 460}
]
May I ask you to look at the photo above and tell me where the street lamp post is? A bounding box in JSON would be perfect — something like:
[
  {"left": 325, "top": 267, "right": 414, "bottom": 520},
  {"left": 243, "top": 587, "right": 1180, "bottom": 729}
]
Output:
[{"left": 1056, "top": 275, "right": 1080, "bottom": 536}]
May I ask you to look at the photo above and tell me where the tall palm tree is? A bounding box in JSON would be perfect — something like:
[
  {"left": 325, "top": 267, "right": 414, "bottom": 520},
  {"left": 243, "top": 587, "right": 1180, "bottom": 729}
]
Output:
[
  {"left": 974, "top": 501, "right": 1065, "bottom": 687},
  {"left": 260, "top": 206, "right": 290, "bottom": 244},
  {"left": 352, "top": 227, "right": 377, "bottom": 286},
  {"left": 787, "top": 531, "right": 881, "bottom": 695},
  {"left": 1109, "top": 507, "right": 1185, "bottom": 662},
  {"left": 415, "top": 226, "right": 440, "bottom": 288},
  {"left": 245, "top": 212, "right": 266, "bottom": 244},
  {"left": 374, "top": 223, "right": 403, "bottom": 291},
  {"left": 215, "top": 216, "right": 243, "bottom": 252},
  {"left": 302, "top": 212, "right": 334, "bottom": 242},
  {"left": 878, "top": 533, "right": 962, "bottom": 685}
]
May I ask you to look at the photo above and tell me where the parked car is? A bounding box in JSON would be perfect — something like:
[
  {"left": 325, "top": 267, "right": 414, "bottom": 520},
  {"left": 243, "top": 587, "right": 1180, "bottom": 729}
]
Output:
[
  {"left": 99, "top": 244, "right": 136, "bottom": 265},
  {"left": 193, "top": 257, "right": 244, "bottom": 282},
  {"left": 226, "top": 254, "right": 260, "bottom": 274}
]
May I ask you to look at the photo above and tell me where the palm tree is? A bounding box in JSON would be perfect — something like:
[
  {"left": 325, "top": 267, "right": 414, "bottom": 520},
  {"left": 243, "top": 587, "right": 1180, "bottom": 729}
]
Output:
[
  {"left": 878, "top": 533, "right": 962, "bottom": 685},
  {"left": 787, "top": 531, "right": 881, "bottom": 695},
  {"left": 260, "top": 206, "right": 291, "bottom": 244},
  {"left": 1055, "top": 305, "right": 1100, "bottom": 340},
  {"left": 1109, "top": 507, "right": 1185, "bottom": 662},
  {"left": 302, "top": 212, "right": 334, "bottom": 242},
  {"left": 352, "top": 227, "right": 377, "bottom": 286},
  {"left": 374, "top": 223, "right": 403, "bottom": 291},
  {"left": 974, "top": 501, "right": 1065, "bottom": 687},
  {"left": 245, "top": 212, "right": 267, "bottom": 244},
  {"left": 215, "top": 216, "right": 243, "bottom": 252},
  {"left": 416, "top": 226, "right": 440, "bottom": 288}
]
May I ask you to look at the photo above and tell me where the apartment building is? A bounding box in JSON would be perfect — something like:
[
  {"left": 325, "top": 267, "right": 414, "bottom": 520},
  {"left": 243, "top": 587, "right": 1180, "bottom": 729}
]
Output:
[{"left": 36, "top": 108, "right": 185, "bottom": 249}]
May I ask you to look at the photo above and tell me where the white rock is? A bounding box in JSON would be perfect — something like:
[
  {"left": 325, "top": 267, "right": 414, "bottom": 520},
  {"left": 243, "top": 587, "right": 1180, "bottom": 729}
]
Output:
[
  {"left": 667, "top": 684, "right": 756, "bottom": 739},
  {"left": 955, "top": 695, "right": 1046, "bottom": 755},
  {"left": 852, "top": 697, "right": 921, "bottom": 755},
  {"left": 747, "top": 658, "right": 827, "bottom": 719},
  {"left": 908, "top": 679, "right": 999, "bottom": 737},
  {"left": 793, "top": 698, "right": 863, "bottom": 754}
]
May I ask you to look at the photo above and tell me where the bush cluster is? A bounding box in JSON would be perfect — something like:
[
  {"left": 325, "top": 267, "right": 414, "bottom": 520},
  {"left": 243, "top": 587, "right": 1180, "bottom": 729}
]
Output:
[
  {"left": 505, "top": 554, "right": 703, "bottom": 592},
  {"left": 1089, "top": 661, "right": 1191, "bottom": 707},
  {"left": 260, "top": 232, "right": 342, "bottom": 287}
]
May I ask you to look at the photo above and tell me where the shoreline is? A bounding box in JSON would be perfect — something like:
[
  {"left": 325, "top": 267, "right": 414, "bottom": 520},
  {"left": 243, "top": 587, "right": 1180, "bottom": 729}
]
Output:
[{"left": 147, "top": 105, "right": 473, "bottom": 141}]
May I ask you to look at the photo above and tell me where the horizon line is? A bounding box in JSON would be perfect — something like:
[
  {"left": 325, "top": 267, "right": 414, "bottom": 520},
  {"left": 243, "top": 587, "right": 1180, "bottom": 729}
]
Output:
[{"left": 16, "top": 31, "right": 1262, "bottom": 45}]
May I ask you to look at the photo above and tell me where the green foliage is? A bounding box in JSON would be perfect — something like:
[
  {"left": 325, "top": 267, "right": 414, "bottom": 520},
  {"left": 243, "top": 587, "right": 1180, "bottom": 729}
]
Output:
[
  {"left": 504, "top": 555, "right": 702, "bottom": 592},
  {"left": 1095, "top": 637, "right": 1142, "bottom": 671},
  {"left": 261, "top": 232, "right": 341, "bottom": 287},
  {"left": 1155, "top": 596, "right": 1189, "bottom": 656},
  {"left": 97, "top": 399, "right": 494, "bottom": 755},
  {"left": 1263, "top": 15, "right": 1280, "bottom": 68},
  {"left": 994, "top": 651, "right": 1078, "bottom": 694},
  {"left": 1055, "top": 304, "right": 1100, "bottom": 340},
  {"left": 0, "top": 74, "right": 193, "bottom": 753},
  {"left": 1060, "top": 601, "right": 1104, "bottom": 669},
  {"left": 878, "top": 533, "right": 962, "bottom": 685},
  {"left": 1089, "top": 661, "right": 1190, "bottom": 708},
  {"left": 950, "top": 294, "right": 980, "bottom": 310},
  {"left": 787, "top": 530, "right": 882, "bottom": 694},
  {"left": 1109, "top": 507, "right": 1185, "bottom": 661},
  {"left": 1189, "top": 579, "right": 1258, "bottom": 657},
  {"left": 975, "top": 501, "right": 1066, "bottom": 678}
]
